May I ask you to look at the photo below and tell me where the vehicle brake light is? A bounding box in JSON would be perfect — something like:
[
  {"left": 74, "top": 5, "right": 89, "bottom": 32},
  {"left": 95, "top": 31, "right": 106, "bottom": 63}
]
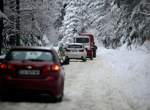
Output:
[
  {"left": 79, "top": 49, "right": 84, "bottom": 52},
  {"left": 66, "top": 49, "right": 71, "bottom": 52},
  {"left": 0, "top": 64, "right": 6, "bottom": 68},
  {"left": 43, "top": 65, "right": 59, "bottom": 71},
  {"left": 54, "top": 65, "right": 59, "bottom": 70},
  {"left": 0, "top": 63, "right": 15, "bottom": 70}
]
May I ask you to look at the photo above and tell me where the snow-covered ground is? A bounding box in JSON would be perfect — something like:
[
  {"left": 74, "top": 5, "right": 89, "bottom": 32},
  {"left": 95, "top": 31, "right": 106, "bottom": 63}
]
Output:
[
  {"left": 0, "top": 44, "right": 150, "bottom": 110},
  {"left": 95, "top": 46, "right": 150, "bottom": 110}
]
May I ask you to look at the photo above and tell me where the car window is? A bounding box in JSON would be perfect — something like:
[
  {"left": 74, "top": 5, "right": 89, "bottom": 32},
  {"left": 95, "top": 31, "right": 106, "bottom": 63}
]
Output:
[
  {"left": 5, "top": 50, "right": 54, "bottom": 61},
  {"left": 52, "top": 49, "right": 60, "bottom": 62},
  {"left": 68, "top": 45, "right": 82, "bottom": 48},
  {"left": 76, "top": 38, "right": 89, "bottom": 43}
]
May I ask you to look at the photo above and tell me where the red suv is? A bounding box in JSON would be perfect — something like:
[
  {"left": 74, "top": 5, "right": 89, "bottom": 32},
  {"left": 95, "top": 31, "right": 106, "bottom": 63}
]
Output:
[{"left": 0, "top": 46, "right": 65, "bottom": 102}]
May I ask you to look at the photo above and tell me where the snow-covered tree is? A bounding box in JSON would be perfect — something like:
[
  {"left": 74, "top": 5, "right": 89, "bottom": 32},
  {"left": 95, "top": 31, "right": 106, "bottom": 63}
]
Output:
[
  {"left": 59, "top": 1, "right": 80, "bottom": 44},
  {"left": 1, "top": 0, "right": 150, "bottom": 54},
  {"left": 2, "top": 0, "right": 66, "bottom": 54},
  {"left": 115, "top": 0, "right": 150, "bottom": 49},
  {"left": 59, "top": 0, "right": 91, "bottom": 45},
  {"left": 59, "top": 0, "right": 150, "bottom": 50},
  {"left": 19, "top": 0, "right": 60, "bottom": 46},
  {"left": 0, "top": 0, "right": 4, "bottom": 55}
]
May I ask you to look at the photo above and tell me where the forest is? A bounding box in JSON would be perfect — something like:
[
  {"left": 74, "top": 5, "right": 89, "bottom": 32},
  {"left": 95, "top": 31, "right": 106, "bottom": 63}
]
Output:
[{"left": 0, "top": 0, "right": 150, "bottom": 55}]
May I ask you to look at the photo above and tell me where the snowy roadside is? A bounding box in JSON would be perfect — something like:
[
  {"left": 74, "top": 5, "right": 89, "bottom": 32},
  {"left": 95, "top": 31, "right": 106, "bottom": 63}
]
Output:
[{"left": 97, "top": 45, "right": 150, "bottom": 110}]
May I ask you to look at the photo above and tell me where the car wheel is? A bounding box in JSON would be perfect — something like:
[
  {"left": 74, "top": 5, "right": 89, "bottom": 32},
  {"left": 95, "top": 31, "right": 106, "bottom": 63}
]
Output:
[
  {"left": 90, "top": 56, "right": 93, "bottom": 60},
  {"left": 55, "top": 84, "right": 64, "bottom": 102},
  {"left": 66, "top": 59, "right": 69, "bottom": 64},
  {"left": 1, "top": 94, "right": 8, "bottom": 102},
  {"left": 63, "top": 59, "right": 69, "bottom": 64},
  {"left": 82, "top": 57, "right": 87, "bottom": 62},
  {"left": 93, "top": 53, "right": 96, "bottom": 58}
]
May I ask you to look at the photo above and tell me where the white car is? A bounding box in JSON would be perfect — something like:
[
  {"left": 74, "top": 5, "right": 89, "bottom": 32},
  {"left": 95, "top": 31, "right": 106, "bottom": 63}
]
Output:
[{"left": 65, "top": 43, "right": 87, "bottom": 62}]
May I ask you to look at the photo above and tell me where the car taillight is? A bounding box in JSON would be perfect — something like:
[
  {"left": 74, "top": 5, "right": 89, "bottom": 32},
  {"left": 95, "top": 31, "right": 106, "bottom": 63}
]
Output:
[
  {"left": 79, "top": 49, "right": 84, "bottom": 52},
  {"left": 43, "top": 65, "right": 59, "bottom": 71},
  {"left": 66, "top": 49, "right": 71, "bottom": 52},
  {"left": 0, "top": 63, "right": 16, "bottom": 70}
]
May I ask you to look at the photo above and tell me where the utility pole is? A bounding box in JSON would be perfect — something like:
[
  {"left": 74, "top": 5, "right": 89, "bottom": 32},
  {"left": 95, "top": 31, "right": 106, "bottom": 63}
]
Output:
[
  {"left": 30, "top": 0, "right": 35, "bottom": 46},
  {"left": 16, "top": 0, "right": 20, "bottom": 46},
  {"left": 0, "top": 0, "right": 4, "bottom": 55},
  {"left": 31, "top": 14, "right": 35, "bottom": 46},
  {"left": 80, "top": 0, "right": 84, "bottom": 33}
]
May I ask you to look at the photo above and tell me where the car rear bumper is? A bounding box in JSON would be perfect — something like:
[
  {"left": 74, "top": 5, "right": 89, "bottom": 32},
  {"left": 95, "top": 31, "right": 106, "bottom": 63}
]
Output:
[
  {"left": 86, "top": 50, "right": 93, "bottom": 58},
  {"left": 66, "top": 54, "right": 84, "bottom": 59},
  {"left": 0, "top": 76, "right": 62, "bottom": 96},
  {"left": 87, "top": 54, "right": 92, "bottom": 58}
]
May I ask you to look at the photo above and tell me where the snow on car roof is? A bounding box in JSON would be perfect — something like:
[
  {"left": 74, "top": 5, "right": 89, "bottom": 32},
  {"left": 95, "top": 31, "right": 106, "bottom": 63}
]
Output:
[
  {"left": 76, "top": 35, "right": 89, "bottom": 38},
  {"left": 68, "top": 43, "right": 83, "bottom": 45}
]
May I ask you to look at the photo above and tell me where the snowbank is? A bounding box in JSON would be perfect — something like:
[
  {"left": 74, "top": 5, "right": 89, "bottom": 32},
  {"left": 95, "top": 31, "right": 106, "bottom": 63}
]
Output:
[{"left": 97, "top": 45, "right": 150, "bottom": 110}]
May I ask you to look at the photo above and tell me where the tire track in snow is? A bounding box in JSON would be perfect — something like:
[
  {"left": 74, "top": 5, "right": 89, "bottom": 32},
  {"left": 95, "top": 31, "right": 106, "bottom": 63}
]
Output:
[{"left": 63, "top": 53, "right": 134, "bottom": 110}]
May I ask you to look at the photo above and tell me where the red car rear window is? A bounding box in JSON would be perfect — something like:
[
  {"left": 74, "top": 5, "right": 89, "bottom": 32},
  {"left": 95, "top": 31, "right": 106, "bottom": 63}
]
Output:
[{"left": 5, "top": 50, "right": 54, "bottom": 62}]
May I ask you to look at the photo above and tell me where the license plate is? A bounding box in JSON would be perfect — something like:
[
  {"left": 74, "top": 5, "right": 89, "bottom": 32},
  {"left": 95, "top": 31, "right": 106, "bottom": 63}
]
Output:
[
  {"left": 72, "top": 50, "right": 77, "bottom": 52},
  {"left": 19, "top": 70, "right": 40, "bottom": 75}
]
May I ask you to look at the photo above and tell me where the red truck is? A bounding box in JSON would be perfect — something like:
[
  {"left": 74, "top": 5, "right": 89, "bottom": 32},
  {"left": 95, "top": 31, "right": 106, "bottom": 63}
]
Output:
[
  {"left": 75, "top": 33, "right": 97, "bottom": 60},
  {"left": 81, "top": 33, "right": 96, "bottom": 58}
]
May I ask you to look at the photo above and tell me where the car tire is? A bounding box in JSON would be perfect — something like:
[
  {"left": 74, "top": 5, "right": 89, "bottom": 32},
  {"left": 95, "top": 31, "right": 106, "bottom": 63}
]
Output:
[
  {"left": 93, "top": 53, "right": 96, "bottom": 58},
  {"left": 90, "top": 56, "right": 93, "bottom": 60},
  {"left": 55, "top": 84, "right": 64, "bottom": 102},
  {"left": 66, "top": 59, "right": 69, "bottom": 64},
  {"left": 64, "top": 58, "right": 69, "bottom": 64},
  {"left": 82, "top": 57, "right": 87, "bottom": 62},
  {"left": 1, "top": 94, "right": 8, "bottom": 102}
]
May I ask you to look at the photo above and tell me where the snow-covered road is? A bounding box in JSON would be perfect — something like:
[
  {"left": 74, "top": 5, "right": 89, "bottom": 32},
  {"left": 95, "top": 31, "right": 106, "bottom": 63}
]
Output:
[
  {"left": 63, "top": 52, "right": 133, "bottom": 110},
  {"left": 0, "top": 47, "right": 150, "bottom": 110}
]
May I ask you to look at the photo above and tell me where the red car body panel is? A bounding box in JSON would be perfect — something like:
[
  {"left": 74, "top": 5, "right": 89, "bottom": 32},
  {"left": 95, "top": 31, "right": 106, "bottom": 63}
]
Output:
[
  {"left": 86, "top": 49, "right": 93, "bottom": 58},
  {"left": 0, "top": 46, "right": 65, "bottom": 97}
]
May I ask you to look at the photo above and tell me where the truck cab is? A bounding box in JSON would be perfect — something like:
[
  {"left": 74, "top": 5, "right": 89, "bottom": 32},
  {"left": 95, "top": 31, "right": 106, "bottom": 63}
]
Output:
[
  {"left": 81, "top": 33, "right": 96, "bottom": 58},
  {"left": 75, "top": 36, "right": 93, "bottom": 60}
]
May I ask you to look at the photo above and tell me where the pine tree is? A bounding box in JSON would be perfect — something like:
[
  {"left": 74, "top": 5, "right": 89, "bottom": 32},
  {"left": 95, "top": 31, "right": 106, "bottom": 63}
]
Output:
[{"left": 0, "top": 0, "right": 3, "bottom": 55}]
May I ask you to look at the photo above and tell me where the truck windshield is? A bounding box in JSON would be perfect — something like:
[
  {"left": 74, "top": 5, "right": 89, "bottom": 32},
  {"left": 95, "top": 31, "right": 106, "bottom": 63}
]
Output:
[{"left": 76, "top": 38, "right": 89, "bottom": 43}]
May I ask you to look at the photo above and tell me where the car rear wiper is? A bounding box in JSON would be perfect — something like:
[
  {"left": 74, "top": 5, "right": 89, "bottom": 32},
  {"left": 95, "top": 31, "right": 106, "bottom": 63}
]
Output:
[{"left": 22, "top": 59, "right": 44, "bottom": 63}]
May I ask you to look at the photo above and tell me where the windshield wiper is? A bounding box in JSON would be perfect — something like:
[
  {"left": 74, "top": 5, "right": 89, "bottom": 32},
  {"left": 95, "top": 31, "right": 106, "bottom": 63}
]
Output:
[{"left": 22, "top": 59, "right": 44, "bottom": 63}]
